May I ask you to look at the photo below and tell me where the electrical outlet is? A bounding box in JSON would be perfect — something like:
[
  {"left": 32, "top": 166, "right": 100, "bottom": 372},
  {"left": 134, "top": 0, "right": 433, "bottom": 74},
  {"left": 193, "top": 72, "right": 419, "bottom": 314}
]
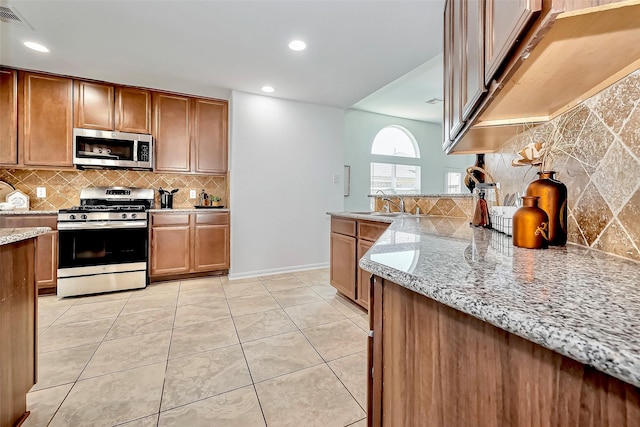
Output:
[
  {"left": 36, "top": 187, "right": 46, "bottom": 198},
  {"left": 189, "top": 189, "right": 197, "bottom": 199}
]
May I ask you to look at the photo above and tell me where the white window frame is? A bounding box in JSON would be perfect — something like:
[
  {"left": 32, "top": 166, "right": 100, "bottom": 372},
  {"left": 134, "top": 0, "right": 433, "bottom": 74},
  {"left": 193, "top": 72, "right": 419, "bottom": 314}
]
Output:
[
  {"left": 370, "top": 125, "right": 422, "bottom": 196},
  {"left": 444, "top": 170, "right": 463, "bottom": 194}
]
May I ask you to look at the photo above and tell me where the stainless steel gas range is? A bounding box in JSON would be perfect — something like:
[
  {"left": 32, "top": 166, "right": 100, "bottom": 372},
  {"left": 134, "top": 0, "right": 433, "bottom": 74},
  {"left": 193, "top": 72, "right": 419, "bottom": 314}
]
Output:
[{"left": 57, "top": 187, "right": 154, "bottom": 298}]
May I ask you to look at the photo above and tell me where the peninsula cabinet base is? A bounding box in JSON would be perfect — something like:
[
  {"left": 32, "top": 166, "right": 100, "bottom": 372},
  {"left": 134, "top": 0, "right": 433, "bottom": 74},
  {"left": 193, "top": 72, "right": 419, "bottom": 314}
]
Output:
[
  {"left": 368, "top": 277, "right": 640, "bottom": 427},
  {"left": 1, "top": 239, "right": 37, "bottom": 427}
]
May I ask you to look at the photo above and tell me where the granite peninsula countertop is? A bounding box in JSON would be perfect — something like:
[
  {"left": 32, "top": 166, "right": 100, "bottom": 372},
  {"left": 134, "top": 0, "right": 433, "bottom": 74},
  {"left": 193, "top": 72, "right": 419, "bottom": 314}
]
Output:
[
  {"left": 355, "top": 214, "right": 640, "bottom": 388},
  {"left": 148, "top": 208, "right": 230, "bottom": 213},
  {"left": 0, "top": 227, "right": 52, "bottom": 245},
  {"left": 0, "top": 210, "right": 59, "bottom": 215},
  {"left": 367, "top": 193, "right": 473, "bottom": 198}
]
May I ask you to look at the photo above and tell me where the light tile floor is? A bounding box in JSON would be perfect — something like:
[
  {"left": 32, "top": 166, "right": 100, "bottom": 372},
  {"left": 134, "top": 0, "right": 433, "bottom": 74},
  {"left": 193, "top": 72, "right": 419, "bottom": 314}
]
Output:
[{"left": 26, "top": 268, "right": 369, "bottom": 427}]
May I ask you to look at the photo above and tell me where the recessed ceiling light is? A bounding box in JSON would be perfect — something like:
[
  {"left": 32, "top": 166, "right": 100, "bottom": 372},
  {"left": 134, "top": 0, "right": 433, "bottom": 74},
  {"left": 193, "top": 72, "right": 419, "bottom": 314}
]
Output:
[
  {"left": 261, "top": 86, "right": 275, "bottom": 93},
  {"left": 24, "top": 41, "right": 49, "bottom": 53},
  {"left": 288, "top": 40, "right": 306, "bottom": 51}
]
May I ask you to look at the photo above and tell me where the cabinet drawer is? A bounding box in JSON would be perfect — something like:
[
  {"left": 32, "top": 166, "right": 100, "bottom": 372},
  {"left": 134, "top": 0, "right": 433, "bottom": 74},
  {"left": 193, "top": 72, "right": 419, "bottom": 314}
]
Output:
[
  {"left": 151, "top": 213, "right": 190, "bottom": 226},
  {"left": 331, "top": 217, "right": 356, "bottom": 237},
  {"left": 358, "top": 221, "right": 388, "bottom": 242},
  {"left": 0, "top": 215, "right": 57, "bottom": 229},
  {"left": 196, "top": 212, "right": 229, "bottom": 225}
]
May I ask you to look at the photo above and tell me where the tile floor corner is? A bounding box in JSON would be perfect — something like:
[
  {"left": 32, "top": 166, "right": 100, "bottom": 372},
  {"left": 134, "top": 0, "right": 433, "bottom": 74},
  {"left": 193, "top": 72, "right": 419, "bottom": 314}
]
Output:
[{"left": 27, "top": 268, "right": 369, "bottom": 427}]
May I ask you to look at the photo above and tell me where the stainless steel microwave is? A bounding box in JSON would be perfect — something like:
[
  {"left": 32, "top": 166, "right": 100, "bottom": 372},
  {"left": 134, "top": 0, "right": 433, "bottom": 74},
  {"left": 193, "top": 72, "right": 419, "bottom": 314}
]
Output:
[{"left": 73, "top": 128, "right": 153, "bottom": 170}]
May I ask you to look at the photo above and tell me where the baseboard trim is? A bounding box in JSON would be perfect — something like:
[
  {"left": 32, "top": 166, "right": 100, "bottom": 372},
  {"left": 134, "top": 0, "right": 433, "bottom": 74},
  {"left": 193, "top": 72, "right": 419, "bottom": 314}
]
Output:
[{"left": 228, "top": 262, "right": 329, "bottom": 280}]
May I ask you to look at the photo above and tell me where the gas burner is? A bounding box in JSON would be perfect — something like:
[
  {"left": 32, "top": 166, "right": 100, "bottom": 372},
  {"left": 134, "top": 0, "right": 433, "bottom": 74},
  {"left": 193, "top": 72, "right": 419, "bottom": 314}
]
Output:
[{"left": 75, "top": 205, "right": 147, "bottom": 212}]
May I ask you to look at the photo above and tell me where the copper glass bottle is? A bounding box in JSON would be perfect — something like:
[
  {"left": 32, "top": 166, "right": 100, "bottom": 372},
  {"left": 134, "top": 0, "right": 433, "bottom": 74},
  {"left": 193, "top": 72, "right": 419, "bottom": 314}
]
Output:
[
  {"left": 525, "top": 171, "right": 567, "bottom": 246},
  {"left": 513, "top": 196, "right": 549, "bottom": 249}
]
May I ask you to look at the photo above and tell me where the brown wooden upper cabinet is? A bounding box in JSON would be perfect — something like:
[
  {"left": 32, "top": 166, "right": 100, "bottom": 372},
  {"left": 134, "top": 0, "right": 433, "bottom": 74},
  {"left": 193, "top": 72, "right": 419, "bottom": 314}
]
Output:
[
  {"left": 0, "top": 68, "right": 18, "bottom": 165},
  {"left": 484, "top": 0, "right": 541, "bottom": 85},
  {"left": 153, "top": 92, "right": 228, "bottom": 174},
  {"left": 74, "top": 80, "right": 151, "bottom": 133},
  {"left": 444, "top": 0, "right": 640, "bottom": 154},
  {"left": 19, "top": 71, "right": 74, "bottom": 167},
  {"left": 443, "top": 0, "right": 539, "bottom": 151}
]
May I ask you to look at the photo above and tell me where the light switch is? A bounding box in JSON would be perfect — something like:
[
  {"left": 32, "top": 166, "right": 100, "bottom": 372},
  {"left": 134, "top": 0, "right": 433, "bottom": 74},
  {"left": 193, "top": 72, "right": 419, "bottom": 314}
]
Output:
[
  {"left": 189, "top": 189, "right": 197, "bottom": 199},
  {"left": 332, "top": 174, "right": 340, "bottom": 183},
  {"left": 36, "top": 187, "right": 46, "bottom": 198}
]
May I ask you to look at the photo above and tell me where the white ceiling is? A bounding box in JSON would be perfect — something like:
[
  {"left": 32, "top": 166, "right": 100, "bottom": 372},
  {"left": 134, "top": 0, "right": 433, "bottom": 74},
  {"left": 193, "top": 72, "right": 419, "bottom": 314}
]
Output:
[{"left": 0, "top": 0, "right": 445, "bottom": 123}]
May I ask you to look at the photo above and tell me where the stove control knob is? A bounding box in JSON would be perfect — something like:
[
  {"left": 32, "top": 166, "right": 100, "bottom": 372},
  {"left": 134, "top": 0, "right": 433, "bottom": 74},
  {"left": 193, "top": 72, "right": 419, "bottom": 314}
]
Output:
[
  {"left": 81, "top": 214, "right": 88, "bottom": 220},
  {"left": 131, "top": 213, "right": 137, "bottom": 219},
  {"left": 122, "top": 213, "right": 127, "bottom": 219},
  {"left": 69, "top": 214, "right": 76, "bottom": 220}
]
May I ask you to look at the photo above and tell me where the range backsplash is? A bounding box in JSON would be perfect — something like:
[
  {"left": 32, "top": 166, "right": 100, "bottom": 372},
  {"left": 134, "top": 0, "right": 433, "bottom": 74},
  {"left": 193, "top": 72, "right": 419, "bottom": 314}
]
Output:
[
  {"left": 0, "top": 168, "right": 227, "bottom": 210},
  {"left": 485, "top": 70, "right": 640, "bottom": 262}
]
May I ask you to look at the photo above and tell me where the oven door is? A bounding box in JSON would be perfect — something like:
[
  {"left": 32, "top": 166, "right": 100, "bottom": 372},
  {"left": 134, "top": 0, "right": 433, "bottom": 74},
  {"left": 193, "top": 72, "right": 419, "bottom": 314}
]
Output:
[
  {"left": 57, "top": 225, "right": 149, "bottom": 298},
  {"left": 58, "top": 226, "right": 148, "bottom": 269}
]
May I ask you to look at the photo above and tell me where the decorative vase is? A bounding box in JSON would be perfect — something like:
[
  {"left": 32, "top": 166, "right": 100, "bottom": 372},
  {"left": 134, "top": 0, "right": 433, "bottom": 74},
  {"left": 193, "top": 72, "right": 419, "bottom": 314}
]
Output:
[
  {"left": 513, "top": 196, "right": 549, "bottom": 249},
  {"left": 525, "top": 171, "right": 567, "bottom": 246}
]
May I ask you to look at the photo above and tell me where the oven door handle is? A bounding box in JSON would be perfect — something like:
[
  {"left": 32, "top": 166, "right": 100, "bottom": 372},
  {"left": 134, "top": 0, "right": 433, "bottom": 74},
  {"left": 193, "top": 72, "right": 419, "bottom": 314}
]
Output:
[{"left": 58, "top": 221, "right": 148, "bottom": 230}]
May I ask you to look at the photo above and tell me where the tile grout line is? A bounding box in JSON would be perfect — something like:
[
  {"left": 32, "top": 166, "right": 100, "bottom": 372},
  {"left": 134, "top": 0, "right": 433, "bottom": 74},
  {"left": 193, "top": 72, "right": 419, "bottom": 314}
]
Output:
[
  {"left": 225, "top": 282, "right": 268, "bottom": 426},
  {"left": 44, "top": 289, "right": 137, "bottom": 426},
  {"left": 156, "top": 279, "right": 185, "bottom": 425}
]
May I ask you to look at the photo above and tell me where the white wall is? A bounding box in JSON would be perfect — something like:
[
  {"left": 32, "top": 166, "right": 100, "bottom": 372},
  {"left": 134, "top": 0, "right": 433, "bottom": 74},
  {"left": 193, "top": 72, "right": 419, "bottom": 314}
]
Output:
[
  {"left": 344, "top": 109, "right": 474, "bottom": 211},
  {"left": 229, "top": 91, "right": 345, "bottom": 278}
]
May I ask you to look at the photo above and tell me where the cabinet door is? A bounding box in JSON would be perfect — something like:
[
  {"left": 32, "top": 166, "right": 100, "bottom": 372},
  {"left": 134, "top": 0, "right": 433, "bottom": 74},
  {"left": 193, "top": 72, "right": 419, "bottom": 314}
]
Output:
[
  {"left": 449, "top": 0, "right": 465, "bottom": 139},
  {"left": 462, "top": 0, "right": 486, "bottom": 120},
  {"left": 485, "top": 0, "right": 541, "bottom": 84},
  {"left": 356, "top": 239, "right": 373, "bottom": 309},
  {"left": 0, "top": 69, "right": 17, "bottom": 165},
  {"left": 150, "top": 225, "right": 191, "bottom": 275},
  {"left": 330, "top": 232, "right": 356, "bottom": 299},
  {"left": 35, "top": 231, "right": 57, "bottom": 294},
  {"left": 192, "top": 98, "right": 228, "bottom": 174},
  {"left": 153, "top": 93, "right": 191, "bottom": 172},
  {"left": 117, "top": 87, "right": 151, "bottom": 133},
  {"left": 20, "top": 73, "right": 73, "bottom": 167},
  {"left": 74, "top": 80, "right": 115, "bottom": 130},
  {"left": 443, "top": 0, "right": 453, "bottom": 149},
  {"left": 194, "top": 224, "right": 230, "bottom": 271}
]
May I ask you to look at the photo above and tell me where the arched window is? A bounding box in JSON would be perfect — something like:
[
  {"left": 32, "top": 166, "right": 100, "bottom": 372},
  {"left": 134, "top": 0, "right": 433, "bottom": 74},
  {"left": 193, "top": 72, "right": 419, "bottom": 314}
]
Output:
[{"left": 370, "top": 126, "right": 421, "bottom": 194}]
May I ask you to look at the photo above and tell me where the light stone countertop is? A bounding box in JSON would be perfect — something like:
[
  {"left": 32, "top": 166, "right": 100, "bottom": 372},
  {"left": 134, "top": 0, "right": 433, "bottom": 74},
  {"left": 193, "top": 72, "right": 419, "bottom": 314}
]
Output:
[
  {"left": 0, "top": 227, "right": 52, "bottom": 245},
  {"left": 0, "top": 210, "right": 59, "bottom": 215},
  {"left": 367, "top": 193, "right": 473, "bottom": 198},
  {"left": 351, "top": 214, "right": 640, "bottom": 388},
  {"left": 148, "top": 208, "right": 230, "bottom": 213},
  {"left": 327, "top": 211, "right": 396, "bottom": 223}
]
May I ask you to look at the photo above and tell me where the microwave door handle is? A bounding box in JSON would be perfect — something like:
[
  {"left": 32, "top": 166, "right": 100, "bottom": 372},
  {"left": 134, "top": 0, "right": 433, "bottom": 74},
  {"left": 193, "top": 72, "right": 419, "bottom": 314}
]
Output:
[{"left": 133, "top": 140, "right": 138, "bottom": 162}]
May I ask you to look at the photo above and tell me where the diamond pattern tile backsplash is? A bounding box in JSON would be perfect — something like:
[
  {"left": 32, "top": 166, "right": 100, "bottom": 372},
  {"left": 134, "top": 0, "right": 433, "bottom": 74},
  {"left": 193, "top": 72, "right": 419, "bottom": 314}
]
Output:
[
  {"left": 0, "top": 168, "right": 227, "bottom": 210},
  {"left": 374, "top": 195, "right": 473, "bottom": 219},
  {"left": 485, "top": 70, "right": 640, "bottom": 262}
]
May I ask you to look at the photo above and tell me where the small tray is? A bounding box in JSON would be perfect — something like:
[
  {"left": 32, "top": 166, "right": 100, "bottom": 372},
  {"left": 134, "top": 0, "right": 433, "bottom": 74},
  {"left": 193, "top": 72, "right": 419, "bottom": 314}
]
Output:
[{"left": 194, "top": 205, "right": 225, "bottom": 209}]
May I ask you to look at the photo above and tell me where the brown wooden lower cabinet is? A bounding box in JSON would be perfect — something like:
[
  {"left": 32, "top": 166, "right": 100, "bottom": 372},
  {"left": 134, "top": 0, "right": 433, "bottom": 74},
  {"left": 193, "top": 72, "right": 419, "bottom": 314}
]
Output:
[
  {"left": 356, "top": 239, "right": 373, "bottom": 308},
  {"left": 330, "top": 231, "right": 356, "bottom": 299},
  {"left": 0, "top": 238, "right": 37, "bottom": 427},
  {"left": 329, "top": 216, "right": 388, "bottom": 309},
  {"left": 368, "top": 276, "right": 640, "bottom": 426},
  {"left": 0, "top": 215, "right": 57, "bottom": 294},
  {"left": 149, "top": 212, "right": 230, "bottom": 279}
]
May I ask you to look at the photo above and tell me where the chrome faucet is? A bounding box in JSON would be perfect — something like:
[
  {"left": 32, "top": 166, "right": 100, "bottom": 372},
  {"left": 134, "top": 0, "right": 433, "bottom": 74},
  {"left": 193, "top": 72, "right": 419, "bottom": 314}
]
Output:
[{"left": 381, "top": 196, "right": 405, "bottom": 213}]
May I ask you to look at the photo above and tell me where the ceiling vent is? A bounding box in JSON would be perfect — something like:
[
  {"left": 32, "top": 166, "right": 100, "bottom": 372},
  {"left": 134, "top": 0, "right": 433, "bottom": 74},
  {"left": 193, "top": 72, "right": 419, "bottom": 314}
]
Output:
[
  {"left": 425, "top": 98, "right": 443, "bottom": 105},
  {"left": 0, "top": 5, "right": 34, "bottom": 29}
]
